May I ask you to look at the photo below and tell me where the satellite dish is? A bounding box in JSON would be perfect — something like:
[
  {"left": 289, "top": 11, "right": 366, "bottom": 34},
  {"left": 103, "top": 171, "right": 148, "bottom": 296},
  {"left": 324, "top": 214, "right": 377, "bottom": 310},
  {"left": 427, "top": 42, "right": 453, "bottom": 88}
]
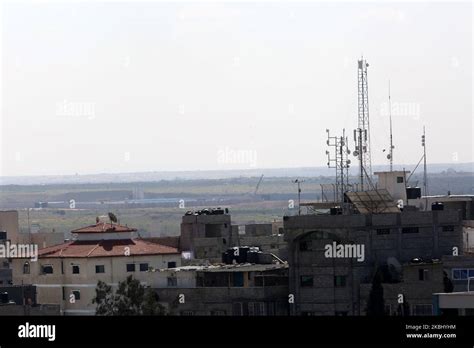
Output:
[
  {"left": 108, "top": 212, "right": 118, "bottom": 223},
  {"left": 347, "top": 149, "right": 351, "bottom": 155},
  {"left": 387, "top": 154, "right": 391, "bottom": 159},
  {"left": 353, "top": 150, "right": 359, "bottom": 157},
  {"left": 347, "top": 159, "right": 351, "bottom": 165}
]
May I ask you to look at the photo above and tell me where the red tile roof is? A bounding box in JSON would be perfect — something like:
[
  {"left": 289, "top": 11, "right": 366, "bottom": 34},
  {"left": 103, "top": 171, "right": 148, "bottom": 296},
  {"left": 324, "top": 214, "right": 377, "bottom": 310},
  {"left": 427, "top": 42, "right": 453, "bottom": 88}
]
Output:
[
  {"left": 37, "top": 239, "right": 179, "bottom": 258},
  {"left": 71, "top": 222, "right": 137, "bottom": 234}
]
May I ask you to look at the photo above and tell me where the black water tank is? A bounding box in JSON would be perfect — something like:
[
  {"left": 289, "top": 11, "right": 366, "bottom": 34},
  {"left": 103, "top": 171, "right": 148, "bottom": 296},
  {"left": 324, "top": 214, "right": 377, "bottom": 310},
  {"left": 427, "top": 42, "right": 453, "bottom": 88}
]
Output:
[
  {"left": 247, "top": 251, "right": 260, "bottom": 264},
  {"left": 432, "top": 202, "right": 444, "bottom": 211},
  {"left": 237, "top": 247, "right": 250, "bottom": 263},
  {"left": 406, "top": 187, "right": 422, "bottom": 199}
]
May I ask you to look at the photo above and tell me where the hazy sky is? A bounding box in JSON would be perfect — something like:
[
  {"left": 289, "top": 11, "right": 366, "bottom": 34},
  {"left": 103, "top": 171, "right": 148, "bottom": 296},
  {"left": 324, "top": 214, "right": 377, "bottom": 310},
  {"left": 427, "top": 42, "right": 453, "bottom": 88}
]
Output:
[{"left": 1, "top": 1, "right": 472, "bottom": 176}]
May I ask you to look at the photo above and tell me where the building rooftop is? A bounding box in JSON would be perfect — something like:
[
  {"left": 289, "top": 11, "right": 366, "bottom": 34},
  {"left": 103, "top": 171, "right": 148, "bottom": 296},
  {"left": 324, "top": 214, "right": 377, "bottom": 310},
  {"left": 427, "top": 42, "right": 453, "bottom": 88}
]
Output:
[
  {"left": 36, "top": 238, "right": 179, "bottom": 258},
  {"left": 159, "top": 263, "right": 288, "bottom": 273},
  {"left": 71, "top": 222, "right": 137, "bottom": 234}
]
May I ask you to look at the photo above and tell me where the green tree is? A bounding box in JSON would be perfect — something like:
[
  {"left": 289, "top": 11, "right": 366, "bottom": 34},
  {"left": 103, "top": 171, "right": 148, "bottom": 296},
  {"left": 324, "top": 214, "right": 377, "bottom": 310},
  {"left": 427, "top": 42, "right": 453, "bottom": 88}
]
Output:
[
  {"left": 141, "top": 289, "right": 166, "bottom": 315},
  {"left": 92, "top": 275, "right": 165, "bottom": 316},
  {"left": 92, "top": 280, "right": 115, "bottom": 316},
  {"left": 366, "top": 271, "right": 385, "bottom": 316}
]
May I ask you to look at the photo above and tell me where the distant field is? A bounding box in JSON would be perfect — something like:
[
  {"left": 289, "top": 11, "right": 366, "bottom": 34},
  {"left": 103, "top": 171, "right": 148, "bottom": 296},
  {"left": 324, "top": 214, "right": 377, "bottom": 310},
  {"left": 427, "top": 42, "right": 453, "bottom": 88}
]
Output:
[{"left": 2, "top": 172, "right": 473, "bottom": 238}]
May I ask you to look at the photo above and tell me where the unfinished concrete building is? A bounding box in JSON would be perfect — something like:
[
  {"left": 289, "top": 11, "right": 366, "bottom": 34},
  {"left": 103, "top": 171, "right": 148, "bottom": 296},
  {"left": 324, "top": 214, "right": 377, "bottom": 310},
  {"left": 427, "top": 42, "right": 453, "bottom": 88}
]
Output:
[
  {"left": 283, "top": 171, "right": 465, "bottom": 316},
  {"left": 150, "top": 263, "right": 289, "bottom": 316}
]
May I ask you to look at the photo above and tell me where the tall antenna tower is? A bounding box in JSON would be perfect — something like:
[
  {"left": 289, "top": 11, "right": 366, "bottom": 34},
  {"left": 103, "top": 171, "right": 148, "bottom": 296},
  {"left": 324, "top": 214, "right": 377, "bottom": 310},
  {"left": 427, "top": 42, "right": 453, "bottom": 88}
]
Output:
[
  {"left": 326, "top": 129, "right": 351, "bottom": 204},
  {"left": 388, "top": 80, "right": 394, "bottom": 171},
  {"left": 357, "top": 58, "right": 372, "bottom": 178}
]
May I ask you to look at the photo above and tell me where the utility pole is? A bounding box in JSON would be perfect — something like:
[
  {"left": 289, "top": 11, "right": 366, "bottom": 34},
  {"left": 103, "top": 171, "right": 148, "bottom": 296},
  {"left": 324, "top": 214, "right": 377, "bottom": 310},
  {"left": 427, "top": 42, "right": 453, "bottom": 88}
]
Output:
[
  {"left": 293, "top": 179, "right": 304, "bottom": 215},
  {"left": 326, "top": 129, "right": 351, "bottom": 204},
  {"left": 422, "top": 126, "right": 428, "bottom": 209},
  {"left": 388, "top": 80, "right": 394, "bottom": 171},
  {"left": 353, "top": 128, "right": 365, "bottom": 191}
]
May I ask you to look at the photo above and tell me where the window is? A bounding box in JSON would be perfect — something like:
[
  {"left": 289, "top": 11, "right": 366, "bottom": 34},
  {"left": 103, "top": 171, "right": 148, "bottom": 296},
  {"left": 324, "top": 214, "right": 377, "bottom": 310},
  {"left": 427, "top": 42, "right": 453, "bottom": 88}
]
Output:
[
  {"left": 300, "top": 276, "right": 314, "bottom": 287},
  {"left": 71, "top": 290, "right": 81, "bottom": 301},
  {"left": 334, "top": 275, "right": 347, "bottom": 287},
  {"left": 299, "top": 241, "right": 309, "bottom": 251},
  {"left": 210, "top": 310, "right": 226, "bottom": 316},
  {"left": 452, "top": 269, "right": 474, "bottom": 280},
  {"left": 167, "top": 261, "right": 176, "bottom": 269},
  {"left": 23, "top": 262, "right": 30, "bottom": 274},
  {"left": 72, "top": 265, "right": 80, "bottom": 274},
  {"left": 126, "top": 263, "right": 135, "bottom": 272},
  {"left": 402, "top": 227, "right": 419, "bottom": 234},
  {"left": 397, "top": 176, "right": 404, "bottom": 183},
  {"left": 167, "top": 277, "right": 177, "bottom": 287},
  {"left": 418, "top": 269, "right": 429, "bottom": 281},
  {"left": 42, "top": 265, "right": 53, "bottom": 274},
  {"left": 95, "top": 265, "right": 105, "bottom": 274},
  {"left": 139, "top": 263, "right": 149, "bottom": 272},
  {"left": 181, "top": 311, "right": 194, "bottom": 316},
  {"left": 442, "top": 225, "right": 455, "bottom": 232},
  {"left": 376, "top": 228, "right": 390, "bottom": 235},
  {"left": 413, "top": 304, "right": 432, "bottom": 316}
]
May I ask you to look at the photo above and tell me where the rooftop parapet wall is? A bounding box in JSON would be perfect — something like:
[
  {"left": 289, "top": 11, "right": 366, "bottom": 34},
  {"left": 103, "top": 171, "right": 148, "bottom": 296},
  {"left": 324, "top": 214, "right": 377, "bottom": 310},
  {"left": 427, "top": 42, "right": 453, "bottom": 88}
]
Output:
[
  {"left": 283, "top": 210, "right": 462, "bottom": 236},
  {"left": 182, "top": 214, "right": 231, "bottom": 225}
]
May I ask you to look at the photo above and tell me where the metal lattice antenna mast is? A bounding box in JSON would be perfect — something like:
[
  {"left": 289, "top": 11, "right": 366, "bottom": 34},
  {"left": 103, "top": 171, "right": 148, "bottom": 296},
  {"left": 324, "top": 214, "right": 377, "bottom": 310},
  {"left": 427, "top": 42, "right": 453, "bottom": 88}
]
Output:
[
  {"left": 357, "top": 58, "right": 372, "bottom": 178},
  {"left": 326, "top": 129, "right": 350, "bottom": 204},
  {"left": 388, "top": 80, "right": 394, "bottom": 171}
]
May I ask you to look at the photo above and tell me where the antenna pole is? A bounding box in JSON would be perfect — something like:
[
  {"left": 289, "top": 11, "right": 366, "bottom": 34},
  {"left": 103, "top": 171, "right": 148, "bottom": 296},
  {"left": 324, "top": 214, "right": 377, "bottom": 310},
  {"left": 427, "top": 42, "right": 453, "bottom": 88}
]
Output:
[
  {"left": 293, "top": 179, "right": 304, "bottom": 215},
  {"left": 389, "top": 80, "right": 394, "bottom": 171},
  {"left": 422, "top": 126, "right": 428, "bottom": 209}
]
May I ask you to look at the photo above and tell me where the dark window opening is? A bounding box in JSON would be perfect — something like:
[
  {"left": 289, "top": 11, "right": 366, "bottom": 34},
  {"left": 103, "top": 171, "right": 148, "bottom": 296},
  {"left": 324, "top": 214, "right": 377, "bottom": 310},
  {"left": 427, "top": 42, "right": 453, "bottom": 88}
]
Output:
[
  {"left": 376, "top": 228, "right": 390, "bottom": 235},
  {"left": 299, "top": 241, "right": 309, "bottom": 251},
  {"left": 126, "top": 263, "right": 135, "bottom": 272},
  {"left": 397, "top": 176, "right": 404, "bottom": 183},
  {"left": 419, "top": 269, "right": 429, "bottom": 281},
  {"left": 334, "top": 275, "right": 347, "bottom": 287},
  {"left": 300, "top": 275, "right": 314, "bottom": 287},
  {"left": 23, "top": 262, "right": 30, "bottom": 274},
  {"left": 95, "top": 265, "right": 105, "bottom": 273},
  {"left": 167, "top": 261, "right": 176, "bottom": 268},
  {"left": 72, "top": 290, "right": 81, "bottom": 301},
  {"left": 139, "top": 263, "right": 149, "bottom": 272},
  {"left": 72, "top": 265, "right": 80, "bottom": 274},
  {"left": 442, "top": 225, "right": 455, "bottom": 232},
  {"left": 402, "top": 227, "right": 419, "bottom": 234},
  {"left": 42, "top": 265, "right": 53, "bottom": 274}
]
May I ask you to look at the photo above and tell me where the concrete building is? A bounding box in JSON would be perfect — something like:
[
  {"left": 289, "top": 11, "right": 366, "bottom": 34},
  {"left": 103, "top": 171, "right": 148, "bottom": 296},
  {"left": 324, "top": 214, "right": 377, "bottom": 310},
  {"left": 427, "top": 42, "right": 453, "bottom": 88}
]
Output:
[
  {"left": 11, "top": 220, "right": 181, "bottom": 315},
  {"left": 433, "top": 291, "right": 474, "bottom": 315},
  {"left": 283, "top": 171, "right": 464, "bottom": 316},
  {"left": 179, "top": 209, "right": 287, "bottom": 264},
  {"left": 149, "top": 263, "right": 289, "bottom": 316},
  {"left": 0, "top": 285, "right": 61, "bottom": 315},
  {"left": 359, "top": 261, "right": 445, "bottom": 316},
  {"left": 180, "top": 209, "right": 236, "bottom": 262},
  {"left": 0, "top": 211, "right": 20, "bottom": 243}
]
